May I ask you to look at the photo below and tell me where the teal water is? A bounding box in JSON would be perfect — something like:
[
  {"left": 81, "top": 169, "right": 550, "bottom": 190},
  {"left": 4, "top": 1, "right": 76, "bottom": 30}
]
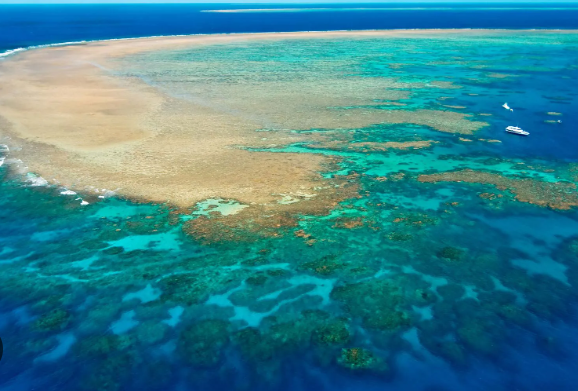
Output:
[{"left": 2, "top": 31, "right": 578, "bottom": 391}]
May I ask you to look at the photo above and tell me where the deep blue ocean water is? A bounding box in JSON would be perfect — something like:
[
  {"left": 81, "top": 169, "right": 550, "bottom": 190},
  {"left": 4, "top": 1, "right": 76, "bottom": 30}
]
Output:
[
  {"left": 1, "top": 4, "right": 578, "bottom": 391},
  {"left": 2, "top": 3, "right": 578, "bottom": 51}
]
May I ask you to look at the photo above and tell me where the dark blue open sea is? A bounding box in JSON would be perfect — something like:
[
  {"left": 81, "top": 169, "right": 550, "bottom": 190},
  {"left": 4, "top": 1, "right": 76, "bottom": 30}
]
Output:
[
  {"left": 2, "top": 2, "right": 578, "bottom": 51},
  {"left": 1, "top": 3, "right": 578, "bottom": 391}
]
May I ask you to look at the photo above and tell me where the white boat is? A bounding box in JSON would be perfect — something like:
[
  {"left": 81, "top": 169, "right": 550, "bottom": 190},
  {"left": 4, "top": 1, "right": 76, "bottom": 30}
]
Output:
[
  {"left": 502, "top": 102, "right": 513, "bottom": 112},
  {"left": 506, "top": 126, "right": 529, "bottom": 136}
]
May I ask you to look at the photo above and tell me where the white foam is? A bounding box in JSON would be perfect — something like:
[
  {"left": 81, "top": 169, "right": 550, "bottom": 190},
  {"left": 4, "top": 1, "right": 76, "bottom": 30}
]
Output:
[
  {"left": 80, "top": 200, "right": 89, "bottom": 206},
  {"left": 60, "top": 189, "right": 77, "bottom": 195},
  {"left": 0, "top": 157, "right": 4, "bottom": 168},
  {"left": 1, "top": 28, "right": 543, "bottom": 61},
  {"left": 0, "top": 41, "right": 88, "bottom": 60},
  {"left": 88, "top": 186, "right": 115, "bottom": 198},
  {"left": 0, "top": 47, "right": 26, "bottom": 58},
  {"left": 25, "top": 173, "right": 48, "bottom": 187}
]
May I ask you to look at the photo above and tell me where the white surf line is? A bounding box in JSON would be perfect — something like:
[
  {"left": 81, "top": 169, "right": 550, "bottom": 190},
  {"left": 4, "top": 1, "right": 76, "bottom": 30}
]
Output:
[{"left": 1, "top": 29, "right": 571, "bottom": 59}]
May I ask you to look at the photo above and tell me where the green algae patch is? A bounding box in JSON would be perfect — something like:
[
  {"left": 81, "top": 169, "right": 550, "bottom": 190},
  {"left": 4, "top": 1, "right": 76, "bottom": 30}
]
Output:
[
  {"left": 75, "top": 335, "right": 127, "bottom": 357},
  {"left": 391, "top": 211, "right": 439, "bottom": 227},
  {"left": 32, "top": 308, "right": 71, "bottom": 332},
  {"left": 158, "top": 268, "right": 248, "bottom": 305},
  {"left": 300, "top": 254, "right": 346, "bottom": 275},
  {"left": 419, "top": 335, "right": 468, "bottom": 369},
  {"left": 386, "top": 231, "right": 413, "bottom": 242},
  {"left": 312, "top": 319, "right": 351, "bottom": 346},
  {"left": 157, "top": 274, "right": 208, "bottom": 304},
  {"left": 136, "top": 321, "right": 168, "bottom": 345},
  {"left": 231, "top": 310, "right": 350, "bottom": 370},
  {"left": 338, "top": 348, "right": 389, "bottom": 373},
  {"left": 376, "top": 109, "right": 487, "bottom": 135},
  {"left": 178, "top": 319, "right": 230, "bottom": 367},
  {"left": 456, "top": 320, "right": 499, "bottom": 356},
  {"left": 82, "top": 352, "right": 135, "bottom": 391},
  {"left": 233, "top": 327, "right": 278, "bottom": 363},
  {"left": 246, "top": 273, "right": 269, "bottom": 286},
  {"left": 331, "top": 280, "right": 411, "bottom": 331},
  {"left": 437, "top": 246, "right": 465, "bottom": 262}
]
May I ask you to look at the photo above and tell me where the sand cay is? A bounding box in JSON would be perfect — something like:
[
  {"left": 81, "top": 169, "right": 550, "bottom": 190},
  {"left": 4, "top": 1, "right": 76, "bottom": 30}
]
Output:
[{"left": 0, "top": 30, "right": 492, "bottom": 222}]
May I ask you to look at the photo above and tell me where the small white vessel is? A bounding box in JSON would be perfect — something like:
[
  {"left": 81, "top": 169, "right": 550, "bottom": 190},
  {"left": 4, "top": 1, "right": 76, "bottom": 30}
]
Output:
[
  {"left": 506, "top": 126, "right": 529, "bottom": 136},
  {"left": 502, "top": 102, "right": 513, "bottom": 112}
]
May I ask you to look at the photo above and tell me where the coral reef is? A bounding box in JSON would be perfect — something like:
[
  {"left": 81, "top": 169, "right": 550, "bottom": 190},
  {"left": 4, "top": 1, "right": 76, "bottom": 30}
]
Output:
[
  {"left": 331, "top": 280, "right": 411, "bottom": 331},
  {"left": 437, "top": 246, "right": 465, "bottom": 262},
  {"left": 32, "top": 308, "right": 71, "bottom": 332},
  {"left": 178, "top": 319, "right": 230, "bottom": 367},
  {"left": 1, "top": 30, "right": 577, "bottom": 391},
  {"left": 419, "top": 169, "right": 578, "bottom": 210},
  {"left": 312, "top": 319, "right": 351, "bottom": 346},
  {"left": 338, "top": 348, "right": 388, "bottom": 373},
  {"left": 300, "top": 254, "right": 346, "bottom": 275}
]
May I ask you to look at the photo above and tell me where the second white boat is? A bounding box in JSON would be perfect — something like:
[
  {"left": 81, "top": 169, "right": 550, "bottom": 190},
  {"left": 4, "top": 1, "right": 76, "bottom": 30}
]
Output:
[{"left": 506, "top": 126, "right": 529, "bottom": 136}]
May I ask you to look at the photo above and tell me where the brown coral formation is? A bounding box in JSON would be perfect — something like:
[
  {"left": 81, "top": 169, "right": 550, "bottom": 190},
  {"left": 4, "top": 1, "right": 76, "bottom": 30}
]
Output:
[
  {"left": 308, "top": 140, "right": 436, "bottom": 153},
  {"left": 418, "top": 169, "right": 578, "bottom": 210},
  {"left": 487, "top": 73, "right": 517, "bottom": 79},
  {"left": 331, "top": 217, "right": 365, "bottom": 229},
  {"left": 183, "top": 174, "right": 360, "bottom": 244},
  {"left": 0, "top": 31, "right": 487, "bottom": 243},
  {"left": 358, "top": 109, "right": 486, "bottom": 135}
]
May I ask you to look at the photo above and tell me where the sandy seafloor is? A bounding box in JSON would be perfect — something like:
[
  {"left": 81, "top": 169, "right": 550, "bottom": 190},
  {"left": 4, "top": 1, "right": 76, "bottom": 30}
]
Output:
[{"left": 2, "top": 5, "right": 578, "bottom": 391}]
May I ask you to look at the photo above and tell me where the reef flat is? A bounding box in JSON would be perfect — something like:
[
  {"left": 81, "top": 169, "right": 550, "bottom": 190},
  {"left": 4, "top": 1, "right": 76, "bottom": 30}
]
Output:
[
  {"left": 1, "top": 30, "right": 578, "bottom": 391},
  {"left": 0, "top": 30, "right": 494, "bottom": 221}
]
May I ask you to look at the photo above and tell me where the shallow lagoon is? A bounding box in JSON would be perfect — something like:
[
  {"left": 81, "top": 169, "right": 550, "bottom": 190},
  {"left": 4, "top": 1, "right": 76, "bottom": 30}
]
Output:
[{"left": 1, "top": 31, "right": 578, "bottom": 391}]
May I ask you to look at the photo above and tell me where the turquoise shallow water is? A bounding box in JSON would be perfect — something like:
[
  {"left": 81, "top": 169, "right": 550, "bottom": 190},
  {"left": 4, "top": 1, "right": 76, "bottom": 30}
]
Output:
[{"left": 2, "top": 31, "right": 578, "bottom": 391}]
